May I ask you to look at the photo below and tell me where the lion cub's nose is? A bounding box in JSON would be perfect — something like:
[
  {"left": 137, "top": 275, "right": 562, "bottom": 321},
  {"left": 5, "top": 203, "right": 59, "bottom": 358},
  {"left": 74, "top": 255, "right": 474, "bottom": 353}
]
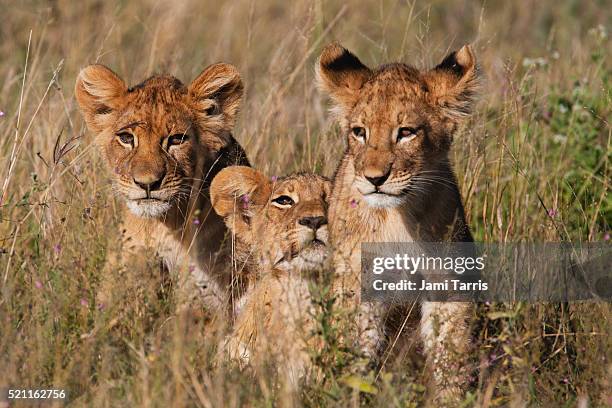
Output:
[
  {"left": 299, "top": 216, "right": 327, "bottom": 231},
  {"left": 364, "top": 169, "right": 390, "bottom": 187},
  {"left": 134, "top": 172, "right": 165, "bottom": 192}
]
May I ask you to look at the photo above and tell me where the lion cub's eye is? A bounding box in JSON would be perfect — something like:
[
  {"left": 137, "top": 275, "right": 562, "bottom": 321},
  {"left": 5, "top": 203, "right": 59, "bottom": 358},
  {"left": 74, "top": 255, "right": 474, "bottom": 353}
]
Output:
[
  {"left": 397, "top": 127, "right": 418, "bottom": 142},
  {"left": 116, "top": 132, "right": 134, "bottom": 147},
  {"left": 271, "top": 195, "right": 295, "bottom": 208},
  {"left": 168, "top": 134, "right": 189, "bottom": 147},
  {"left": 351, "top": 127, "right": 366, "bottom": 141}
]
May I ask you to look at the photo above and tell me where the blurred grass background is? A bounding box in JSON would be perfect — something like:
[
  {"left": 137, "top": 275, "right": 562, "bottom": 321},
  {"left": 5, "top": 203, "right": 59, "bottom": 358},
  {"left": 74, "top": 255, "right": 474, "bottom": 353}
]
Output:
[{"left": 0, "top": 0, "right": 610, "bottom": 406}]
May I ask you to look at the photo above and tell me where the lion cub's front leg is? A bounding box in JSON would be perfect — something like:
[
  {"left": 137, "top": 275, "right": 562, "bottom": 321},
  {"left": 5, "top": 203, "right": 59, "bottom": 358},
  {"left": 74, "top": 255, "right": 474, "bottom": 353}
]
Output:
[
  {"left": 174, "top": 264, "right": 227, "bottom": 318},
  {"left": 96, "top": 223, "right": 151, "bottom": 309},
  {"left": 420, "top": 301, "right": 472, "bottom": 404},
  {"left": 333, "top": 252, "right": 386, "bottom": 363},
  {"left": 220, "top": 275, "right": 315, "bottom": 391},
  {"left": 355, "top": 301, "right": 386, "bottom": 362},
  {"left": 97, "top": 221, "right": 226, "bottom": 317}
]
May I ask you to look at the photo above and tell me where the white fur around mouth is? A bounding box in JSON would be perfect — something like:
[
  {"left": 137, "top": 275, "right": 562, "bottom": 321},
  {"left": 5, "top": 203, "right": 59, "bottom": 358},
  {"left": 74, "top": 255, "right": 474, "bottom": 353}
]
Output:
[
  {"left": 294, "top": 245, "right": 328, "bottom": 269},
  {"left": 356, "top": 181, "right": 405, "bottom": 209},
  {"left": 362, "top": 192, "right": 404, "bottom": 208},
  {"left": 126, "top": 198, "right": 172, "bottom": 218},
  {"left": 276, "top": 241, "right": 329, "bottom": 273}
]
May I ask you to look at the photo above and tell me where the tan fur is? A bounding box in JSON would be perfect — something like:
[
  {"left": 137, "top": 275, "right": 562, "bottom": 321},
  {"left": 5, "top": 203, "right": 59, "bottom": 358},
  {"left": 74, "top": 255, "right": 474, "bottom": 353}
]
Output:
[
  {"left": 317, "top": 42, "right": 478, "bottom": 403},
  {"left": 210, "top": 167, "right": 331, "bottom": 391},
  {"left": 75, "top": 64, "right": 249, "bottom": 313}
]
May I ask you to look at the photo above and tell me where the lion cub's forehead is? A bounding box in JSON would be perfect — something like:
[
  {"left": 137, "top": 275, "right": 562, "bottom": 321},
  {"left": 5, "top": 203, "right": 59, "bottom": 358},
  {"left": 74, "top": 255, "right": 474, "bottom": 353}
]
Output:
[
  {"left": 273, "top": 174, "right": 328, "bottom": 201},
  {"left": 117, "top": 75, "right": 193, "bottom": 132},
  {"left": 351, "top": 64, "right": 430, "bottom": 124}
]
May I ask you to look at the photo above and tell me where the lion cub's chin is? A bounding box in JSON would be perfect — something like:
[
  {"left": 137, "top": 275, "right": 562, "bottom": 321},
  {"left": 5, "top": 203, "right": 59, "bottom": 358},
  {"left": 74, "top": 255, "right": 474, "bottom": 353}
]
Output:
[
  {"left": 280, "top": 243, "right": 329, "bottom": 273},
  {"left": 126, "top": 199, "right": 172, "bottom": 218},
  {"left": 362, "top": 192, "right": 405, "bottom": 209}
]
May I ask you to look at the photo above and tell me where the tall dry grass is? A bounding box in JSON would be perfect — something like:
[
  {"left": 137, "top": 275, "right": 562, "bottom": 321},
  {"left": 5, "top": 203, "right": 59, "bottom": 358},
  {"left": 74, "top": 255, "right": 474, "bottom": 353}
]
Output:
[{"left": 0, "top": 0, "right": 610, "bottom": 406}]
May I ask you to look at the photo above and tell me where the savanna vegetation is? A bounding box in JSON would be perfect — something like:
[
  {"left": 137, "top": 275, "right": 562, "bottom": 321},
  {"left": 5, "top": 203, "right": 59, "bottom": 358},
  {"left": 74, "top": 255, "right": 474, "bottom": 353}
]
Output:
[{"left": 0, "top": 1, "right": 610, "bottom": 406}]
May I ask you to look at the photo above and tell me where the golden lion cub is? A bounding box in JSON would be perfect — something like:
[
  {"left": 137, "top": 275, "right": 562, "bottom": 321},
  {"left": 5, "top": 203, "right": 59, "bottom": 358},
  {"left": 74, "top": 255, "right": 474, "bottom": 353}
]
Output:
[
  {"left": 210, "top": 166, "right": 330, "bottom": 390},
  {"left": 75, "top": 63, "right": 249, "bottom": 313},
  {"left": 317, "top": 42, "right": 478, "bottom": 402}
]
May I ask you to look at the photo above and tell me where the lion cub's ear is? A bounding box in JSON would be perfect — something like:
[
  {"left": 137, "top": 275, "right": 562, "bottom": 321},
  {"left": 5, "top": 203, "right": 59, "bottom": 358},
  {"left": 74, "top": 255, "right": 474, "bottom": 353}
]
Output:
[
  {"left": 425, "top": 45, "right": 480, "bottom": 120},
  {"left": 210, "top": 166, "right": 271, "bottom": 234},
  {"left": 75, "top": 65, "right": 127, "bottom": 133},
  {"left": 188, "top": 63, "right": 243, "bottom": 131},
  {"left": 316, "top": 42, "right": 372, "bottom": 110}
]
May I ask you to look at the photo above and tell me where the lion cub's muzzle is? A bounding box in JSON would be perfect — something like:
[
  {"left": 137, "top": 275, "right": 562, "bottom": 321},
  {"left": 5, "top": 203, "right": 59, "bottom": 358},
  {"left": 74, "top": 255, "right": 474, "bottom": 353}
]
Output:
[
  {"left": 133, "top": 170, "right": 165, "bottom": 196},
  {"left": 124, "top": 169, "right": 178, "bottom": 218},
  {"left": 354, "top": 168, "right": 409, "bottom": 209},
  {"left": 289, "top": 215, "right": 330, "bottom": 272},
  {"left": 298, "top": 216, "right": 328, "bottom": 246}
]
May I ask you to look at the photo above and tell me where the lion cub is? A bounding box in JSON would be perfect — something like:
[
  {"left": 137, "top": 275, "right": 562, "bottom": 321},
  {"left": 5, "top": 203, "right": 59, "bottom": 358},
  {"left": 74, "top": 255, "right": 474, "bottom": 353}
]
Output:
[
  {"left": 317, "top": 42, "right": 479, "bottom": 402},
  {"left": 75, "top": 63, "right": 249, "bottom": 314},
  {"left": 210, "top": 166, "right": 330, "bottom": 389}
]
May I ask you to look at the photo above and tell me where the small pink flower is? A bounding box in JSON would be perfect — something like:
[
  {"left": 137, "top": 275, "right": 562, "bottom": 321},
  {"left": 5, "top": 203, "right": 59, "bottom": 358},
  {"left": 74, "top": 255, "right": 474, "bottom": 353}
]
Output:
[
  {"left": 604, "top": 232, "right": 610, "bottom": 241},
  {"left": 270, "top": 176, "right": 278, "bottom": 182},
  {"left": 188, "top": 265, "right": 196, "bottom": 273},
  {"left": 547, "top": 208, "right": 558, "bottom": 218},
  {"left": 241, "top": 194, "right": 250, "bottom": 209},
  {"left": 562, "top": 378, "right": 569, "bottom": 384},
  {"left": 0, "top": 111, "right": 5, "bottom": 117},
  {"left": 34, "top": 280, "right": 43, "bottom": 289},
  {"left": 97, "top": 303, "right": 106, "bottom": 311},
  {"left": 53, "top": 243, "right": 62, "bottom": 255},
  {"left": 531, "top": 366, "right": 537, "bottom": 373},
  {"left": 350, "top": 199, "right": 358, "bottom": 208},
  {"left": 193, "top": 218, "right": 200, "bottom": 225},
  {"left": 80, "top": 298, "right": 89, "bottom": 307}
]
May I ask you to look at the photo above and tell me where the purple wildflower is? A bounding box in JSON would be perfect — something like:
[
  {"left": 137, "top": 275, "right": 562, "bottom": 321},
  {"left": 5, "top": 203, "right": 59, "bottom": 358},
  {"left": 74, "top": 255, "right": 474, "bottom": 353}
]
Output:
[
  {"left": 193, "top": 218, "right": 200, "bottom": 225},
  {"left": 350, "top": 199, "right": 358, "bottom": 208},
  {"left": 271, "top": 176, "right": 278, "bottom": 182},
  {"left": 80, "top": 298, "right": 89, "bottom": 307},
  {"left": 34, "top": 280, "right": 43, "bottom": 289},
  {"left": 547, "top": 208, "right": 558, "bottom": 218},
  {"left": 604, "top": 232, "right": 610, "bottom": 241},
  {"left": 0, "top": 111, "right": 4, "bottom": 117},
  {"left": 97, "top": 303, "right": 106, "bottom": 311},
  {"left": 241, "top": 194, "right": 250, "bottom": 209},
  {"left": 188, "top": 265, "right": 196, "bottom": 273},
  {"left": 53, "top": 243, "right": 62, "bottom": 255}
]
